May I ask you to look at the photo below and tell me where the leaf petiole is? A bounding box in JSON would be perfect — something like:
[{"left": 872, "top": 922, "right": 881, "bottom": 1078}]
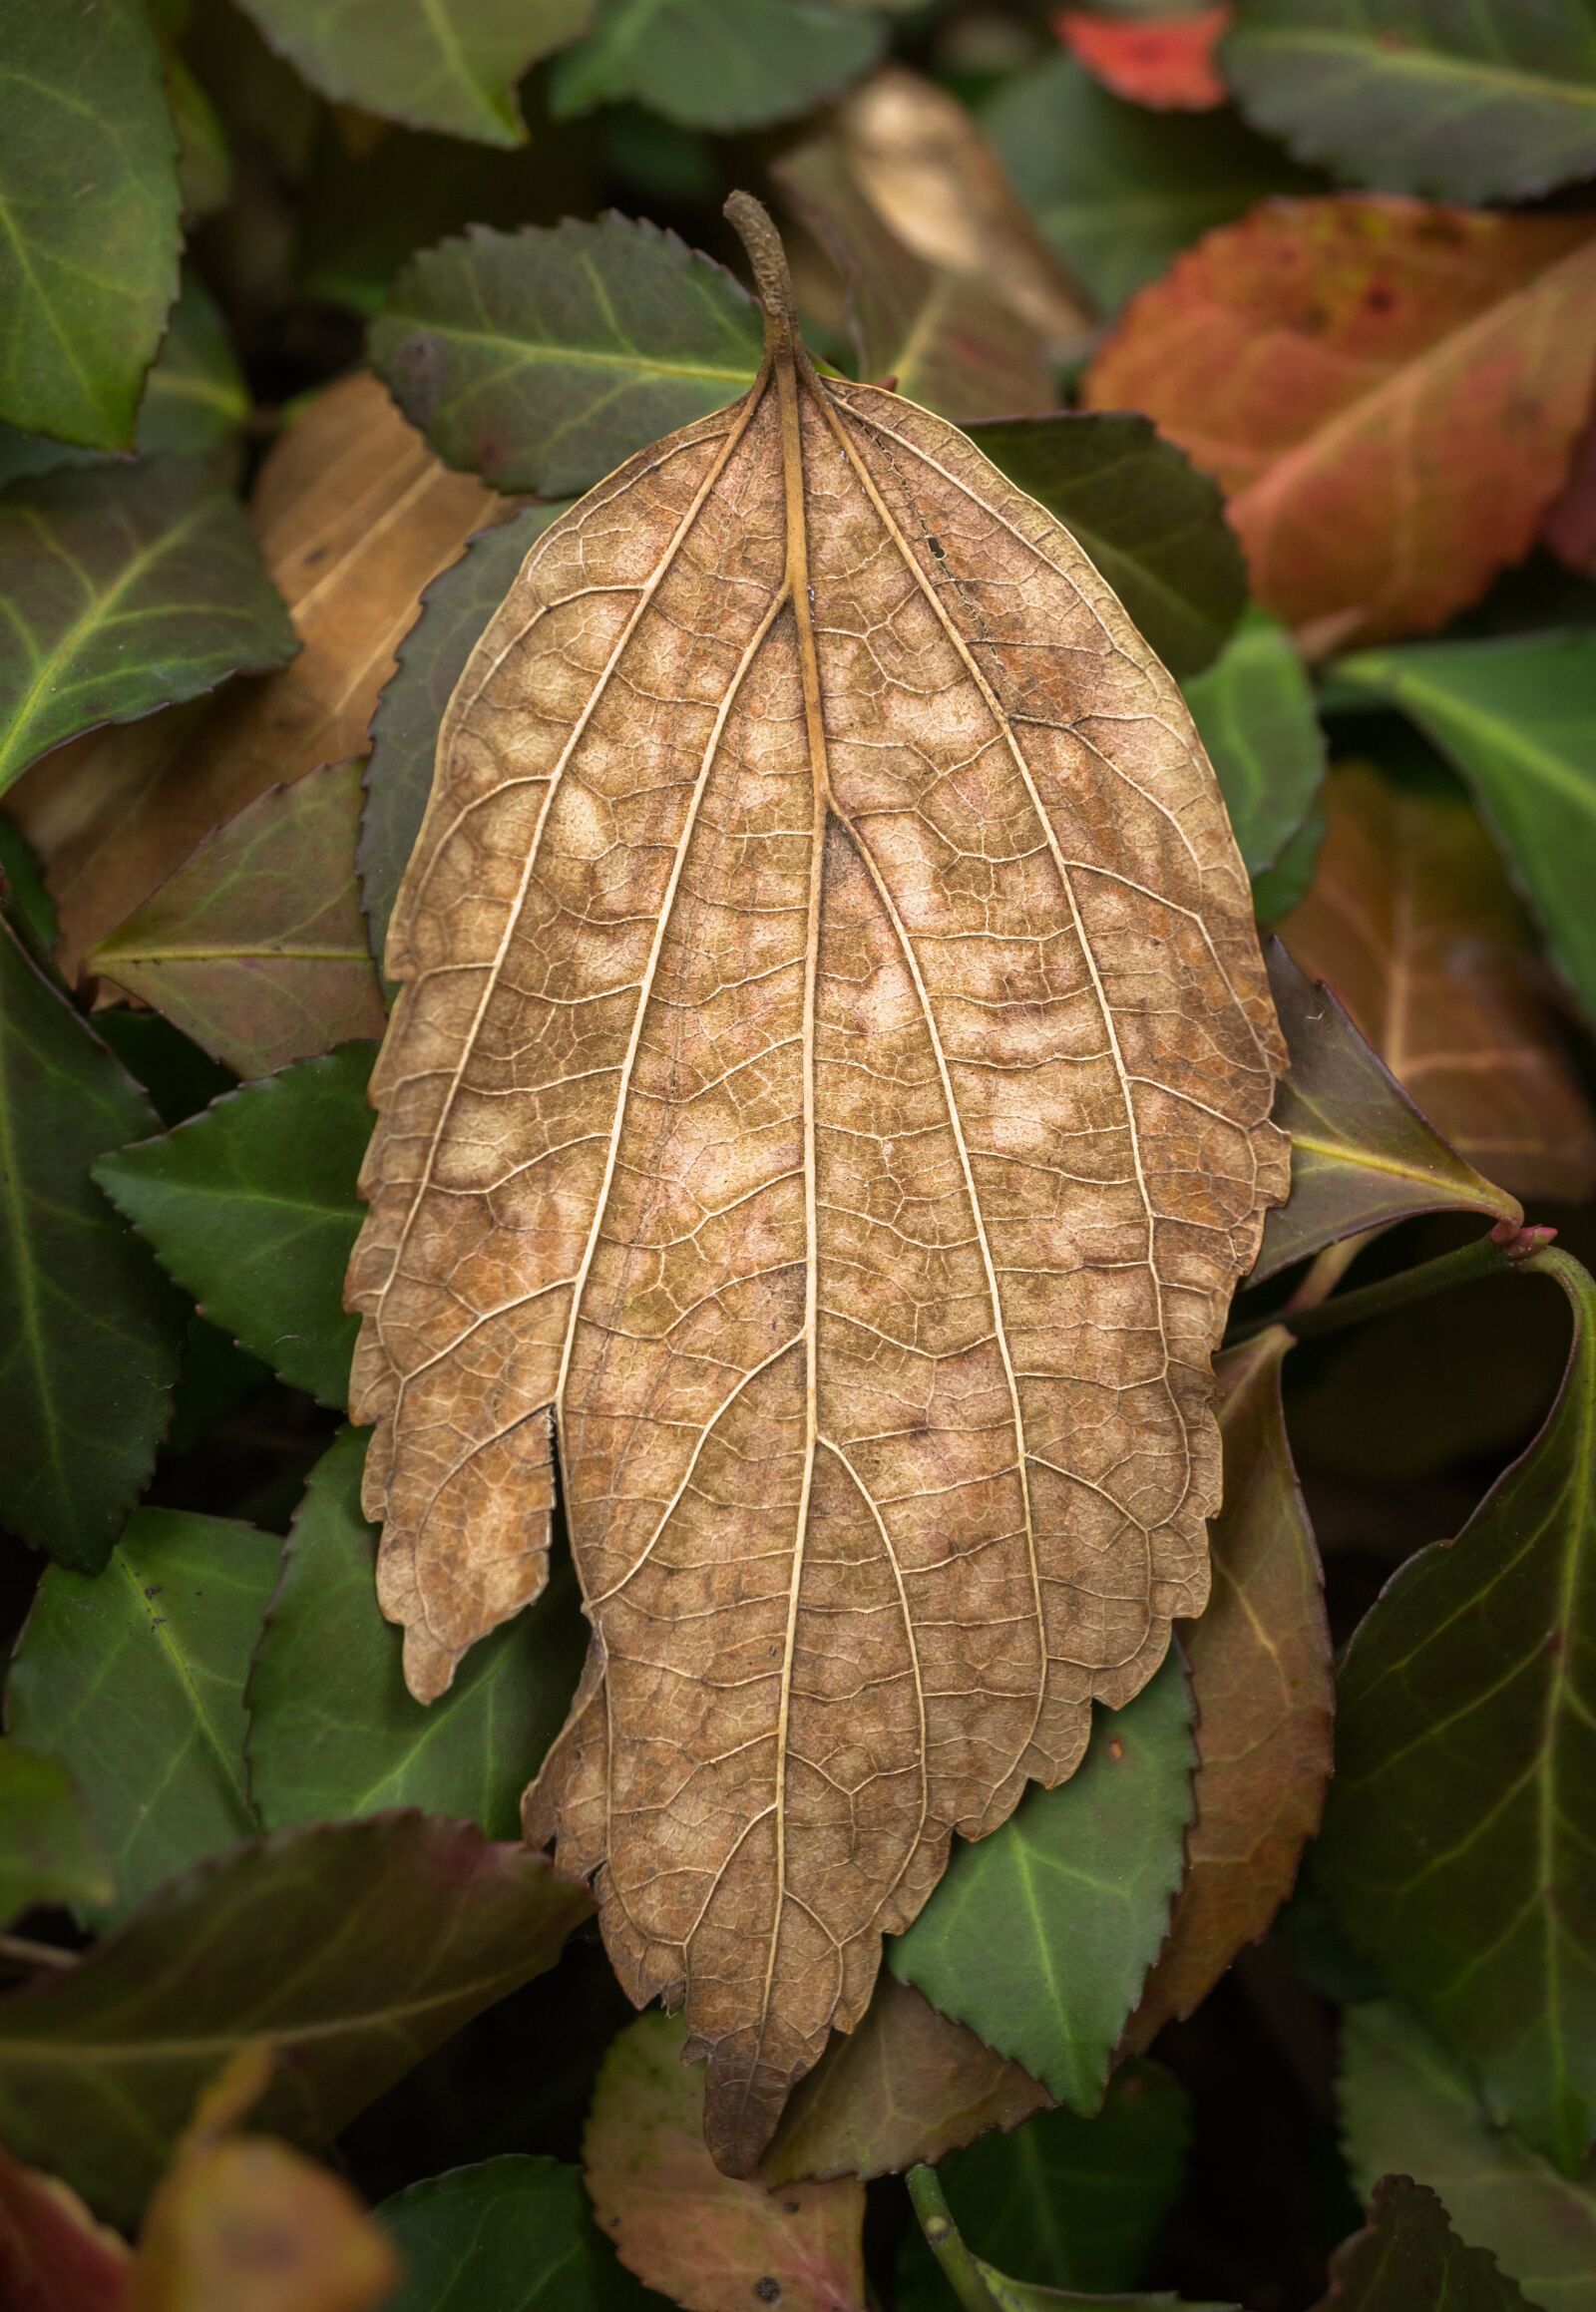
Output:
[
  {"left": 907, "top": 2165, "right": 1003, "bottom": 2312},
  {"left": 1231, "top": 1223, "right": 1556, "bottom": 1348}
]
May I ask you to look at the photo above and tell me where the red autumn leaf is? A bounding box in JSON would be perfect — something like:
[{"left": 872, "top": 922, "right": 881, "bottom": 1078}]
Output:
[
  {"left": 0, "top": 2141, "right": 130, "bottom": 2312},
  {"left": 1085, "top": 197, "right": 1596, "bottom": 645},
  {"left": 1543, "top": 408, "right": 1596, "bottom": 578},
  {"left": 1055, "top": 5, "right": 1230, "bottom": 111}
]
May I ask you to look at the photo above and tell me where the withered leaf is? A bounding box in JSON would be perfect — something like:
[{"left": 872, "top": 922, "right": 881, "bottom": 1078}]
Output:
[{"left": 348, "top": 195, "right": 1287, "bottom": 2174}]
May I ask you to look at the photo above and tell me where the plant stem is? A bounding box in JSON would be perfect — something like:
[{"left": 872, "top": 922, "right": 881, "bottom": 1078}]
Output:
[
  {"left": 0, "top": 1932, "right": 76, "bottom": 1973},
  {"left": 1231, "top": 1224, "right": 1554, "bottom": 1347},
  {"left": 907, "top": 2166, "right": 1001, "bottom": 2312}
]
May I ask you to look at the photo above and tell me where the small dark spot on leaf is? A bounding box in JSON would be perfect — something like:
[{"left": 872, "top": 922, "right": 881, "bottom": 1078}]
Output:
[
  {"left": 783, "top": 2199, "right": 800, "bottom": 2213},
  {"left": 1364, "top": 283, "right": 1395, "bottom": 315},
  {"left": 754, "top": 2282, "right": 781, "bottom": 2305}
]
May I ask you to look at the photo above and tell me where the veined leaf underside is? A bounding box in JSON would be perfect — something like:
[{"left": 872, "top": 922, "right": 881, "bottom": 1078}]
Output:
[{"left": 346, "top": 198, "right": 1288, "bottom": 2174}]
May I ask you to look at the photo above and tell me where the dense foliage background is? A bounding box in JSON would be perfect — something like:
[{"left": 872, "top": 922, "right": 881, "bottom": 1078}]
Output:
[{"left": 2, "top": 2, "right": 1595, "bottom": 2307}]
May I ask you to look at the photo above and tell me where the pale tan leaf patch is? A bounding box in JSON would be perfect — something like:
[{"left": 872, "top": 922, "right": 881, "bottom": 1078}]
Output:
[{"left": 347, "top": 197, "right": 1287, "bottom": 2174}]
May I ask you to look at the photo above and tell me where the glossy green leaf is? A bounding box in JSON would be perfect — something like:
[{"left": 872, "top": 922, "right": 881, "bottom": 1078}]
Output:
[
  {"left": 984, "top": 54, "right": 1316, "bottom": 315},
  {"left": 901, "top": 2065, "right": 1190, "bottom": 2306},
  {"left": 1224, "top": 0, "right": 1596, "bottom": 205},
  {"left": 550, "top": 0, "right": 886, "bottom": 131},
  {"left": 1250, "top": 799, "right": 1324, "bottom": 927},
  {"left": 232, "top": 0, "right": 594, "bottom": 147},
  {"left": 6, "top": 1509, "right": 278, "bottom": 1922},
  {"left": 0, "top": 0, "right": 181, "bottom": 448},
  {"left": 1341, "top": 2002, "right": 1596, "bottom": 2312},
  {"left": 892, "top": 1656, "right": 1195, "bottom": 2115},
  {"left": 908, "top": 2165, "right": 1238, "bottom": 2312},
  {"left": 1253, "top": 943, "right": 1520, "bottom": 1288},
  {"left": 0, "top": 918, "right": 183, "bottom": 1569},
  {"left": 0, "top": 272, "right": 250, "bottom": 489},
  {"left": 0, "top": 1744, "right": 113, "bottom": 1927},
  {"left": 246, "top": 1426, "right": 586, "bottom": 1837},
  {"left": 370, "top": 215, "right": 763, "bottom": 497},
  {"left": 0, "top": 457, "right": 295, "bottom": 797},
  {"left": 1319, "top": 1247, "right": 1596, "bottom": 2174},
  {"left": 1314, "top": 2175, "right": 1534, "bottom": 2312},
  {"left": 964, "top": 414, "right": 1245, "bottom": 679},
  {"left": 1337, "top": 634, "right": 1596, "bottom": 1028},
  {"left": 379, "top": 2155, "right": 661, "bottom": 2310},
  {"left": 0, "top": 1814, "right": 591, "bottom": 2224},
  {"left": 95, "top": 1044, "right": 374, "bottom": 1407},
  {"left": 90, "top": 760, "right": 388, "bottom": 1078},
  {"left": 362, "top": 505, "right": 570, "bottom": 963},
  {"left": 1183, "top": 608, "right": 1326, "bottom": 882}
]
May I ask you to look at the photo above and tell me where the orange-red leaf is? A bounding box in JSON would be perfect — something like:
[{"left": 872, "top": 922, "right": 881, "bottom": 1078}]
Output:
[
  {"left": 1055, "top": 6, "right": 1230, "bottom": 110},
  {"left": 1084, "top": 197, "right": 1596, "bottom": 646},
  {"left": 0, "top": 2141, "right": 129, "bottom": 2312},
  {"left": 585, "top": 2012, "right": 866, "bottom": 2312},
  {"left": 1281, "top": 765, "right": 1596, "bottom": 1204}
]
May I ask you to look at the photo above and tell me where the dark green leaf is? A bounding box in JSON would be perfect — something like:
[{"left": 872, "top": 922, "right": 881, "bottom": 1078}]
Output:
[
  {"left": 550, "top": 0, "right": 885, "bottom": 131},
  {"left": 1224, "top": 0, "right": 1596, "bottom": 205},
  {"left": 379, "top": 2154, "right": 661, "bottom": 2310},
  {"left": 231, "top": 0, "right": 594, "bottom": 147},
  {"left": 915, "top": 2066, "right": 1190, "bottom": 2300},
  {"left": 1313, "top": 2176, "right": 1534, "bottom": 2312},
  {"left": 1253, "top": 944, "right": 1520, "bottom": 1288},
  {"left": 1318, "top": 1247, "right": 1596, "bottom": 2174},
  {"left": 370, "top": 215, "right": 764, "bottom": 497},
  {"left": 892, "top": 1656, "right": 1195, "bottom": 2114},
  {"left": 95, "top": 1044, "right": 375, "bottom": 1407},
  {"left": 964, "top": 414, "right": 1245, "bottom": 679},
  {"left": 0, "top": 917, "right": 183, "bottom": 1568},
  {"left": 984, "top": 55, "right": 1316, "bottom": 315},
  {"left": 362, "top": 506, "right": 570, "bottom": 964},
  {"left": 0, "top": 272, "right": 249, "bottom": 489},
  {"left": 0, "top": 0, "right": 181, "bottom": 448},
  {"left": 908, "top": 2166, "right": 1238, "bottom": 2312},
  {"left": 92, "top": 1010, "right": 234, "bottom": 1131},
  {"left": 245, "top": 1426, "right": 586, "bottom": 1837},
  {"left": 1248, "top": 800, "right": 1325, "bottom": 928},
  {"left": 90, "top": 761, "right": 387, "bottom": 1078},
  {"left": 166, "top": 52, "right": 231, "bottom": 224},
  {"left": 0, "top": 1814, "right": 591, "bottom": 2223},
  {"left": 6, "top": 1509, "right": 278, "bottom": 1922},
  {"left": 1341, "top": 2001, "right": 1596, "bottom": 2312},
  {"left": 1183, "top": 609, "right": 1326, "bottom": 881},
  {"left": 0, "top": 818, "right": 56, "bottom": 953},
  {"left": 1337, "top": 634, "right": 1596, "bottom": 1028},
  {"left": 0, "top": 1743, "right": 113, "bottom": 1927},
  {"left": 166, "top": 1316, "right": 271, "bottom": 1458},
  {"left": 0, "top": 458, "right": 295, "bottom": 797}
]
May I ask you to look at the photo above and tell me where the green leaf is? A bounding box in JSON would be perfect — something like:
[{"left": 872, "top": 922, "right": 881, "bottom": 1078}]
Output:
[
  {"left": 1224, "top": 0, "right": 1596, "bottom": 205},
  {"left": 0, "top": 1743, "right": 113, "bottom": 1927},
  {"left": 6, "top": 1509, "right": 279, "bottom": 1923},
  {"left": 246, "top": 1426, "right": 586, "bottom": 1837},
  {"left": 1183, "top": 609, "right": 1326, "bottom": 883},
  {"left": 0, "top": 0, "right": 181, "bottom": 448},
  {"left": 379, "top": 2154, "right": 661, "bottom": 2310},
  {"left": 0, "top": 917, "right": 183, "bottom": 1569},
  {"left": 892, "top": 1656, "right": 1195, "bottom": 2115},
  {"left": 95, "top": 1044, "right": 374, "bottom": 1407},
  {"left": 964, "top": 414, "right": 1245, "bottom": 680},
  {"left": 93, "top": 1009, "right": 234, "bottom": 1131},
  {"left": 362, "top": 505, "right": 570, "bottom": 963},
  {"left": 910, "top": 2066, "right": 1190, "bottom": 2302},
  {"left": 984, "top": 55, "right": 1317, "bottom": 316},
  {"left": 231, "top": 0, "right": 595, "bottom": 147},
  {"left": 1253, "top": 943, "right": 1520, "bottom": 1288},
  {"left": 1318, "top": 1247, "right": 1596, "bottom": 2174},
  {"left": 166, "top": 51, "right": 232, "bottom": 224},
  {"left": 0, "top": 818, "right": 56, "bottom": 953},
  {"left": 0, "top": 1814, "right": 591, "bottom": 2224},
  {"left": 1249, "top": 799, "right": 1324, "bottom": 927},
  {"left": 0, "top": 272, "right": 250, "bottom": 488},
  {"left": 907, "top": 2165, "right": 1238, "bottom": 2312},
  {"left": 1314, "top": 2175, "right": 1534, "bottom": 2312},
  {"left": 370, "top": 215, "right": 764, "bottom": 498},
  {"left": 1337, "top": 634, "right": 1596, "bottom": 1029},
  {"left": 90, "top": 760, "right": 388, "bottom": 1078},
  {"left": 1341, "top": 2002, "right": 1596, "bottom": 2312},
  {"left": 550, "top": 0, "right": 886, "bottom": 131},
  {"left": 0, "top": 457, "right": 296, "bottom": 797}
]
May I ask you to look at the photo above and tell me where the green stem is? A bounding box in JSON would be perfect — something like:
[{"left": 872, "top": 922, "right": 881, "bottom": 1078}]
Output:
[
  {"left": 1231, "top": 1226, "right": 1550, "bottom": 1348},
  {"left": 908, "top": 2166, "right": 1001, "bottom": 2312}
]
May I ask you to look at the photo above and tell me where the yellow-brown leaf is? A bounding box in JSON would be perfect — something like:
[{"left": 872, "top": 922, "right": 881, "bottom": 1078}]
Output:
[{"left": 347, "top": 198, "right": 1287, "bottom": 2174}]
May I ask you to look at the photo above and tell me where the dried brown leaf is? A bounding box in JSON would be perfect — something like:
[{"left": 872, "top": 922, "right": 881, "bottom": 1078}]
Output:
[
  {"left": 348, "top": 197, "right": 1287, "bottom": 2173},
  {"left": 1282, "top": 764, "right": 1596, "bottom": 1204},
  {"left": 820, "top": 68, "right": 1095, "bottom": 354},
  {"left": 8, "top": 375, "right": 506, "bottom": 976}
]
